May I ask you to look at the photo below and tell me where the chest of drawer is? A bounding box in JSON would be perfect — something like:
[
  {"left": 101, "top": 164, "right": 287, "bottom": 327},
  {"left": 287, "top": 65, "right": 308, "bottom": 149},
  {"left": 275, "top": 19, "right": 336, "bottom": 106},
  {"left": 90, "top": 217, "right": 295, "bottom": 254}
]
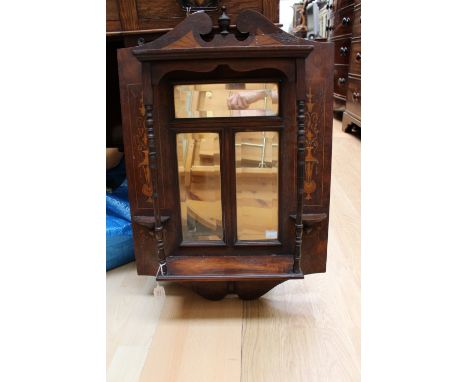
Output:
[
  {"left": 349, "top": 39, "right": 361, "bottom": 76},
  {"left": 334, "top": 37, "right": 352, "bottom": 65},
  {"left": 334, "top": 66, "right": 350, "bottom": 97},
  {"left": 329, "top": 5, "right": 354, "bottom": 38},
  {"left": 345, "top": 76, "right": 361, "bottom": 117},
  {"left": 353, "top": 4, "right": 361, "bottom": 36}
]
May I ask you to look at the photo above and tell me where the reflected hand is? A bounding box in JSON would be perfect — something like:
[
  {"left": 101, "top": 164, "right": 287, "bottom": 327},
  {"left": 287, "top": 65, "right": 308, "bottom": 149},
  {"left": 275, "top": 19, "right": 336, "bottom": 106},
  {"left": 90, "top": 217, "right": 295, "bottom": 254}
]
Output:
[{"left": 227, "top": 91, "right": 264, "bottom": 110}]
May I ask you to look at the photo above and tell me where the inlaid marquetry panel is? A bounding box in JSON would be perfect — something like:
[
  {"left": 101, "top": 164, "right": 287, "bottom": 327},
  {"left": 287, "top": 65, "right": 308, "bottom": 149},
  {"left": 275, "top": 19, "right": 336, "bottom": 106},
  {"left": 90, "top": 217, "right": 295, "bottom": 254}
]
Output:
[
  {"left": 126, "top": 84, "right": 154, "bottom": 210},
  {"left": 302, "top": 44, "right": 333, "bottom": 208}
]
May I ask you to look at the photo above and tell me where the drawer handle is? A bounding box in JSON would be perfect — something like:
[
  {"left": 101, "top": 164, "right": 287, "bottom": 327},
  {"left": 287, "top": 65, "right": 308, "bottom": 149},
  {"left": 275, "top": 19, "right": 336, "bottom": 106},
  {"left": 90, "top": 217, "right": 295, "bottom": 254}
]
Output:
[
  {"left": 338, "top": 77, "right": 346, "bottom": 85},
  {"left": 352, "top": 91, "right": 361, "bottom": 101},
  {"left": 356, "top": 52, "right": 361, "bottom": 61},
  {"left": 342, "top": 17, "right": 351, "bottom": 25},
  {"left": 340, "top": 46, "right": 349, "bottom": 56}
]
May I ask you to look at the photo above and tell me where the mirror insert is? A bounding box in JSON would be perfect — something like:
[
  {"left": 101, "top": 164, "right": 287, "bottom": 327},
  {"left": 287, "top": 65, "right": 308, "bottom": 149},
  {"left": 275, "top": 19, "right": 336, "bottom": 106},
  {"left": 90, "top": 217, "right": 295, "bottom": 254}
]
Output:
[
  {"left": 235, "top": 131, "right": 279, "bottom": 241},
  {"left": 176, "top": 133, "right": 224, "bottom": 242},
  {"left": 174, "top": 83, "right": 279, "bottom": 118}
]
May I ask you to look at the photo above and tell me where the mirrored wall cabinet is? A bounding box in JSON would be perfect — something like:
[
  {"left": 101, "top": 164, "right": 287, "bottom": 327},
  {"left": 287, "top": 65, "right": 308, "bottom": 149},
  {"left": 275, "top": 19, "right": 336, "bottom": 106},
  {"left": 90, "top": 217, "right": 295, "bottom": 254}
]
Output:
[{"left": 117, "top": 8, "right": 334, "bottom": 299}]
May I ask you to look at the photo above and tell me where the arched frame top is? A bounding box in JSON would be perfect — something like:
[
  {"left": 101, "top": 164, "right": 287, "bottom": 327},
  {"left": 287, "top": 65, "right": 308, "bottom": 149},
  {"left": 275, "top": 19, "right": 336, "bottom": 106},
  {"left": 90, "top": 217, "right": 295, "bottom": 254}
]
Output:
[{"left": 149, "top": 59, "right": 296, "bottom": 88}]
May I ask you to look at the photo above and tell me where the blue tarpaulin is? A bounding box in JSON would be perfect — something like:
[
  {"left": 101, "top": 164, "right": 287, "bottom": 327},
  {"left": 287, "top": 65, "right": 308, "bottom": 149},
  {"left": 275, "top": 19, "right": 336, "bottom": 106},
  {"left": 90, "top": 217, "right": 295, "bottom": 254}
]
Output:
[{"left": 106, "top": 159, "right": 134, "bottom": 271}]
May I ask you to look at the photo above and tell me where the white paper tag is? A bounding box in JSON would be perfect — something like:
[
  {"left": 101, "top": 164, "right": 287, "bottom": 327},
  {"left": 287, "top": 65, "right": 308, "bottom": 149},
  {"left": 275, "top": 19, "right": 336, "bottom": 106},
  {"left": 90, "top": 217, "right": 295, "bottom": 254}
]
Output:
[
  {"left": 265, "top": 230, "right": 277, "bottom": 239},
  {"left": 153, "top": 283, "right": 165, "bottom": 298}
]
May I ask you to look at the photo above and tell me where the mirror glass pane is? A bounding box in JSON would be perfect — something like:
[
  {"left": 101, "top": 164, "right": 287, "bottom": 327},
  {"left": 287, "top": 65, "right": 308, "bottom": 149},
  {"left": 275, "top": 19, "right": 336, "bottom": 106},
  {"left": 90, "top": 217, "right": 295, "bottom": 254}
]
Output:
[
  {"left": 176, "top": 133, "right": 223, "bottom": 241},
  {"left": 235, "top": 132, "right": 279, "bottom": 241},
  {"left": 174, "top": 83, "right": 279, "bottom": 118}
]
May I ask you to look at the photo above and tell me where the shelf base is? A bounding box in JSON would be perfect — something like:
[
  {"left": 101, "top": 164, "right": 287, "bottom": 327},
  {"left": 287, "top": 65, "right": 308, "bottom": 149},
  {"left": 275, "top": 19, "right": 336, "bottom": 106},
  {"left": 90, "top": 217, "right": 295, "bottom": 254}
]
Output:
[{"left": 157, "top": 272, "right": 304, "bottom": 282}]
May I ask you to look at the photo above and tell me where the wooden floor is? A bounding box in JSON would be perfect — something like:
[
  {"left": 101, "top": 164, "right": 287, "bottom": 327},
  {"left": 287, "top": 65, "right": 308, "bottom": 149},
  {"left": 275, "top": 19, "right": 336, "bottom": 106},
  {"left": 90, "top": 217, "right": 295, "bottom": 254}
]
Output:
[{"left": 107, "top": 119, "right": 361, "bottom": 382}]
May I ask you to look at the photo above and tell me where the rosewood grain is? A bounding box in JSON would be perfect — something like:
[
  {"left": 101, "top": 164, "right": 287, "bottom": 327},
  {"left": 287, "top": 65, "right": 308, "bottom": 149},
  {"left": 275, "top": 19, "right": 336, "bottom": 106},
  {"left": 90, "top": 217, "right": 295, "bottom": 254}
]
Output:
[{"left": 165, "top": 255, "right": 293, "bottom": 276}]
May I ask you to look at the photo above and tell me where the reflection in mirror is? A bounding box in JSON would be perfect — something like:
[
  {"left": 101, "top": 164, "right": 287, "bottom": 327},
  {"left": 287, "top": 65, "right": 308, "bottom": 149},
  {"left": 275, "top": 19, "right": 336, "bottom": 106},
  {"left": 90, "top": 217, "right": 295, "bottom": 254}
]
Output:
[
  {"left": 235, "top": 131, "right": 279, "bottom": 241},
  {"left": 177, "top": 133, "right": 223, "bottom": 241},
  {"left": 174, "top": 83, "right": 279, "bottom": 118}
]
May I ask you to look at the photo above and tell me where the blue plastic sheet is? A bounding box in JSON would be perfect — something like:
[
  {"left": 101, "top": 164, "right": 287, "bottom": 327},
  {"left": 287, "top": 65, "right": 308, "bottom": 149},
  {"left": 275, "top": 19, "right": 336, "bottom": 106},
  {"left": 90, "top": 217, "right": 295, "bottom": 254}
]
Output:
[{"left": 106, "top": 179, "right": 135, "bottom": 271}]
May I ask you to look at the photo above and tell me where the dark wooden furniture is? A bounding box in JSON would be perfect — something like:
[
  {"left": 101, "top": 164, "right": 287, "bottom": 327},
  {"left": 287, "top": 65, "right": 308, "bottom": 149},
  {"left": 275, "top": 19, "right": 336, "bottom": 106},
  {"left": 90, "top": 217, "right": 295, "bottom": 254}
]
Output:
[
  {"left": 107, "top": 0, "right": 279, "bottom": 34},
  {"left": 326, "top": 0, "right": 355, "bottom": 113},
  {"left": 342, "top": 0, "right": 361, "bottom": 131},
  {"left": 117, "top": 7, "right": 333, "bottom": 300},
  {"left": 107, "top": 0, "right": 279, "bottom": 149}
]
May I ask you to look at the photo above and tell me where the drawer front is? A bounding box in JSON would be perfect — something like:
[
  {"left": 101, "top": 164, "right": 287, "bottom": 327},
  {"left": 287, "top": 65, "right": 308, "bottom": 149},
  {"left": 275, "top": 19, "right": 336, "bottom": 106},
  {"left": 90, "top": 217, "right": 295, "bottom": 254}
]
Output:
[
  {"left": 353, "top": 4, "right": 361, "bottom": 36},
  {"left": 331, "top": 0, "right": 354, "bottom": 11},
  {"left": 334, "top": 37, "right": 352, "bottom": 65},
  {"left": 349, "top": 40, "right": 361, "bottom": 76},
  {"left": 329, "top": 5, "right": 354, "bottom": 37},
  {"left": 333, "top": 97, "right": 346, "bottom": 112},
  {"left": 334, "top": 66, "right": 350, "bottom": 97},
  {"left": 346, "top": 77, "right": 361, "bottom": 118}
]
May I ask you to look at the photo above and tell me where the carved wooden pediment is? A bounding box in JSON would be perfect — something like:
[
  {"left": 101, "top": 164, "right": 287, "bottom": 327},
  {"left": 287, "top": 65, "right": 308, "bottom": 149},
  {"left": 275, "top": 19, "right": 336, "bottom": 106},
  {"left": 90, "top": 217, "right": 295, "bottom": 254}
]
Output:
[{"left": 133, "top": 8, "right": 314, "bottom": 61}]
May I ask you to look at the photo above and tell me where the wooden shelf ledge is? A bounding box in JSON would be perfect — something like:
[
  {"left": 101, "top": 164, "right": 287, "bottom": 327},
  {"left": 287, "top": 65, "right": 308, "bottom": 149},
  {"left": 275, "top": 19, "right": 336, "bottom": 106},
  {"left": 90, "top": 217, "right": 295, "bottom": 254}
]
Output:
[
  {"left": 157, "top": 273, "right": 304, "bottom": 282},
  {"left": 156, "top": 254, "right": 302, "bottom": 282}
]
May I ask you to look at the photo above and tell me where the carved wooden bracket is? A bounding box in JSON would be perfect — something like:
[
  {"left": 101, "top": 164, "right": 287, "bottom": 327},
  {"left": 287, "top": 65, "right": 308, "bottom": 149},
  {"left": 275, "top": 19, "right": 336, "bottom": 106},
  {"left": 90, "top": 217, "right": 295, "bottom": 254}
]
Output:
[
  {"left": 289, "top": 213, "right": 327, "bottom": 234},
  {"left": 132, "top": 215, "right": 170, "bottom": 231}
]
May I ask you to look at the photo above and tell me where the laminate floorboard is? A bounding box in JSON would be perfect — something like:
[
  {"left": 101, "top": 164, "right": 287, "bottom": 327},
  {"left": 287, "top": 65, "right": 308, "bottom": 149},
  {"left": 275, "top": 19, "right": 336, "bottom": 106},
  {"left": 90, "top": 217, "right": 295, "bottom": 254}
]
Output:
[{"left": 106, "top": 119, "right": 361, "bottom": 382}]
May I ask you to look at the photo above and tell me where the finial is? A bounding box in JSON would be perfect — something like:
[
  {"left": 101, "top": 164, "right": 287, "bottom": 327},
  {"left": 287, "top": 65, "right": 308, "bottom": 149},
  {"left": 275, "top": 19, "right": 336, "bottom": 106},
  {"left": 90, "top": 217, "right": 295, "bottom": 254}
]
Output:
[{"left": 218, "top": 5, "right": 230, "bottom": 35}]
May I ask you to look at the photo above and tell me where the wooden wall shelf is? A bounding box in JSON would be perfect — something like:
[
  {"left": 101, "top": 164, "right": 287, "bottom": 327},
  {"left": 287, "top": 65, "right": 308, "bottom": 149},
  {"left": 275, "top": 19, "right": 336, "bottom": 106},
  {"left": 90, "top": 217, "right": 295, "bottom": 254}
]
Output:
[{"left": 116, "top": 8, "right": 333, "bottom": 299}]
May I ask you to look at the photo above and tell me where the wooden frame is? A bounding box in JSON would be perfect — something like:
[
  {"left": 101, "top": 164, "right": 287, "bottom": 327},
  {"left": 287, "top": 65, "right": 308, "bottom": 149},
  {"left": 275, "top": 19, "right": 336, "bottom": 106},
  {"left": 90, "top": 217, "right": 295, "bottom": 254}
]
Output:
[
  {"left": 118, "top": 7, "right": 334, "bottom": 299},
  {"left": 159, "top": 72, "right": 292, "bottom": 253}
]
